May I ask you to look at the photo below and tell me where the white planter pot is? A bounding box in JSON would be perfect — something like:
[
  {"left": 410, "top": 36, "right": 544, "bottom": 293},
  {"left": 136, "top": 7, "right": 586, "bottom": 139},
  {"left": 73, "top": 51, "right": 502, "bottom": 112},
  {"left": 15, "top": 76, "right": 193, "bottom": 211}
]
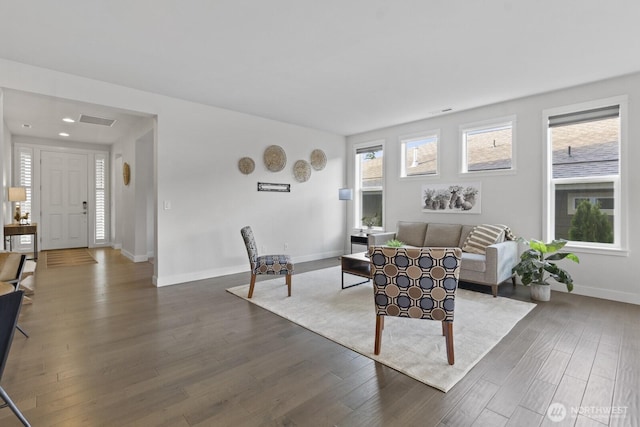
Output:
[{"left": 530, "top": 283, "right": 551, "bottom": 302}]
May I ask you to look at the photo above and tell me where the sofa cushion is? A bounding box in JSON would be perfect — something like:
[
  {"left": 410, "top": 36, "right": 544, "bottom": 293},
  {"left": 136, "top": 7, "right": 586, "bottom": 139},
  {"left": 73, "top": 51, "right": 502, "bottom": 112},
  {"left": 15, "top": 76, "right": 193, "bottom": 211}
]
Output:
[
  {"left": 461, "top": 224, "right": 506, "bottom": 254},
  {"left": 396, "top": 222, "right": 428, "bottom": 247},
  {"left": 461, "top": 252, "right": 486, "bottom": 273},
  {"left": 424, "top": 223, "right": 462, "bottom": 247}
]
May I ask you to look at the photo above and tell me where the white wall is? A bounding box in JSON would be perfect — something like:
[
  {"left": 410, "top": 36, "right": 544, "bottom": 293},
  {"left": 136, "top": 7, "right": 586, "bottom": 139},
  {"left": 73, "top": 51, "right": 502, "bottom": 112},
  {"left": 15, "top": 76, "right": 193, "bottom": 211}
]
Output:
[
  {"left": 0, "top": 59, "right": 346, "bottom": 286},
  {"left": 347, "top": 72, "right": 640, "bottom": 304},
  {"left": 111, "top": 118, "right": 155, "bottom": 262}
]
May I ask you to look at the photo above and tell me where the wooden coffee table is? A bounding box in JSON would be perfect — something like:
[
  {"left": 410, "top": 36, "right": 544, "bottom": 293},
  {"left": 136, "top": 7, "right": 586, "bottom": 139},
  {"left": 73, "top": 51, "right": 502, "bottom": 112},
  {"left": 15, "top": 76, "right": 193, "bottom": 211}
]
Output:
[{"left": 340, "top": 252, "right": 371, "bottom": 289}]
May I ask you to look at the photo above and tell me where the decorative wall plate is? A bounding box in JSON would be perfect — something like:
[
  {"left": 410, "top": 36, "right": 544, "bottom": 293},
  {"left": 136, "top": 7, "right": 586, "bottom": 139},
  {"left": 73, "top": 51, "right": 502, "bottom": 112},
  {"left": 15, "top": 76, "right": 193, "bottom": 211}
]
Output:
[
  {"left": 293, "top": 160, "right": 311, "bottom": 182},
  {"left": 264, "top": 145, "right": 287, "bottom": 172},
  {"left": 238, "top": 157, "right": 255, "bottom": 174},
  {"left": 310, "top": 149, "right": 327, "bottom": 171}
]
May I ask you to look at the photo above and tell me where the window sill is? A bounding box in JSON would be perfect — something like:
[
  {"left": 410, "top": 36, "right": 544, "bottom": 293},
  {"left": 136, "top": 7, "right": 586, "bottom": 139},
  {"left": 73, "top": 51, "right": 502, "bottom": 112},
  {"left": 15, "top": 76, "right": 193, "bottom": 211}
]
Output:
[
  {"left": 564, "top": 243, "right": 628, "bottom": 257},
  {"left": 458, "top": 168, "right": 516, "bottom": 178}
]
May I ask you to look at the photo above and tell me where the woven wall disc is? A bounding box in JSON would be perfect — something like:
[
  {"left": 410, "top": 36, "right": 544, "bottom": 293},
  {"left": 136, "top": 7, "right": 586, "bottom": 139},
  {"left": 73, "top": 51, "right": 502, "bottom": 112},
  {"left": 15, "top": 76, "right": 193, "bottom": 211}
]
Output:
[
  {"left": 264, "top": 145, "right": 287, "bottom": 172},
  {"left": 238, "top": 157, "right": 255, "bottom": 174},
  {"left": 293, "top": 160, "right": 311, "bottom": 182},
  {"left": 310, "top": 149, "right": 327, "bottom": 171}
]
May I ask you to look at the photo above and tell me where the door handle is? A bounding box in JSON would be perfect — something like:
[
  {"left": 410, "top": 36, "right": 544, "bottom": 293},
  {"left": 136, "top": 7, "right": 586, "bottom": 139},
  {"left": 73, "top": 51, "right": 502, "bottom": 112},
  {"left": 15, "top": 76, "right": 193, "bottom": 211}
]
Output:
[{"left": 83, "top": 201, "right": 87, "bottom": 214}]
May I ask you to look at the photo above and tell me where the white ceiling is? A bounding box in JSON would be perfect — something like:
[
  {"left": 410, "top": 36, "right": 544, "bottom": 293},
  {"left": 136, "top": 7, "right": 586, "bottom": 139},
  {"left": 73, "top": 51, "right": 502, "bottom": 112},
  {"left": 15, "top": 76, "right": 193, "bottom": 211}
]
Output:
[
  {"left": 1, "top": 0, "right": 640, "bottom": 140},
  {"left": 2, "top": 89, "right": 152, "bottom": 145}
]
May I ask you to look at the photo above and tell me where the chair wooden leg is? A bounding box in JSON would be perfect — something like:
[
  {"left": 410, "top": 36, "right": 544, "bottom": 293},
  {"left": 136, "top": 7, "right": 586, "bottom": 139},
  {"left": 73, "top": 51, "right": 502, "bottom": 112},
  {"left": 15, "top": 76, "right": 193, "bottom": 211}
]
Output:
[
  {"left": 248, "top": 274, "right": 257, "bottom": 299},
  {"left": 443, "top": 321, "right": 454, "bottom": 365},
  {"left": 491, "top": 284, "right": 498, "bottom": 297},
  {"left": 374, "top": 315, "right": 384, "bottom": 355},
  {"left": 286, "top": 273, "right": 292, "bottom": 297}
]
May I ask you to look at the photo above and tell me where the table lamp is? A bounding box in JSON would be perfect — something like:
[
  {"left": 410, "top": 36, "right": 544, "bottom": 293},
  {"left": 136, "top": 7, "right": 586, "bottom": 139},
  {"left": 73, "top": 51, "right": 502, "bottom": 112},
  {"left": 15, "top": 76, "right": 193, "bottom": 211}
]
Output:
[{"left": 8, "top": 187, "right": 27, "bottom": 224}]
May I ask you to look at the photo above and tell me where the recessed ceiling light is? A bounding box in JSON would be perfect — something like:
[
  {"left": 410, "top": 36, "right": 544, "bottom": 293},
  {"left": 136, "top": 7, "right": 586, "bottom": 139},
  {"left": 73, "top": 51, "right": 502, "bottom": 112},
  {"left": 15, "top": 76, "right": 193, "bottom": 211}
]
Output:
[
  {"left": 22, "top": 123, "right": 32, "bottom": 128},
  {"left": 59, "top": 132, "right": 70, "bottom": 137},
  {"left": 62, "top": 117, "right": 75, "bottom": 123}
]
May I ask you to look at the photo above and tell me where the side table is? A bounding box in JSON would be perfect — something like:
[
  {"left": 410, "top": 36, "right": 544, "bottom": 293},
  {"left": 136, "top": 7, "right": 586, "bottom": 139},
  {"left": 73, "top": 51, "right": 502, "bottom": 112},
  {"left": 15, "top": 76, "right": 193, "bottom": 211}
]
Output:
[
  {"left": 350, "top": 233, "right": 369, "bottom": 253},
  {"left": 3, "top": 223, "right": 38, "bottom": 260}
]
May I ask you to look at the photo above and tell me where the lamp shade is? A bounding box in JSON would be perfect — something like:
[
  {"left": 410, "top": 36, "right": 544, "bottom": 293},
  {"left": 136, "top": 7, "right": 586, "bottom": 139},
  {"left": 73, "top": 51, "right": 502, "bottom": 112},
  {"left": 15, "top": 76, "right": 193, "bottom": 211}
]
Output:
[
  {"left": 8, "top": 187, "right": 27, "bottom": 202},
  {"left": 338, "top": 188, "right": 353, "bottom": 201}
]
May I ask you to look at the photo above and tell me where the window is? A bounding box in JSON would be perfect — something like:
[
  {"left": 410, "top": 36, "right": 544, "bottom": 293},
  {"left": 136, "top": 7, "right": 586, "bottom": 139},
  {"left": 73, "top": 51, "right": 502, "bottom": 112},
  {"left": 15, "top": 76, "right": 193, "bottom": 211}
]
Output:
[
  {"left": 15, "top": 147, "right": 33, "bottom": 246},
  {"left": 400, "top": 131, "right": 438, "bottom": 177},
  {"left": 545, "top": 100, "right": 624, "bottom": 248},
  {"left": 355, "top": 142, "right": 384, "bottom": 229},
  {"left": 95, "top": 155, "right": 107, "bottom": 243},
  {"left": 461, "top": 116, "right": 515, "bottom": 173}
]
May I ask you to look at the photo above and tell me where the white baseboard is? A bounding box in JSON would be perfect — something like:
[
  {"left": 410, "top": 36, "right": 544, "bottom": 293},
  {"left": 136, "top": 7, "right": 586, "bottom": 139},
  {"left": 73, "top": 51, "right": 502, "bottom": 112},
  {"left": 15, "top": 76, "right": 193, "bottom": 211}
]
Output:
[
  {"left": 550, "top": 282, "right": 640, "bottom": 305},
  {"left": 121, "top": 249, "right": 148, "bottom": 263},
  {"left": 154, "top": 250, "right": 344, "bottom": 287}
]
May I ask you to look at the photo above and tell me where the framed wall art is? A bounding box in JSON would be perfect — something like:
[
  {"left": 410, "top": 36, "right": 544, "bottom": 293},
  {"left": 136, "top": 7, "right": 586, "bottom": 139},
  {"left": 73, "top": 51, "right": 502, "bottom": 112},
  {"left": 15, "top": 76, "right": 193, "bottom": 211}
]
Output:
[
  {"left": 422, "top": 182, "right": 481, "bottom": 214},
  {"left": 257, "top": 182, "right": 290, "bottom": 192}
]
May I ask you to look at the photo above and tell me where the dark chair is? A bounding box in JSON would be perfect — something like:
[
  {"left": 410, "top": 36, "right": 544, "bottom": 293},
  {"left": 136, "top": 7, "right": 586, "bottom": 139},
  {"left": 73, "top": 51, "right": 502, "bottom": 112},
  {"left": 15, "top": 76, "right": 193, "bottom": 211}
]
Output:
[
  {"left": 369, "top": 246, "right": 462, "bottom": 365},
  {"left": 0, "top": 291, "right": 31, "bottom": 426},
  {"left": 0, "top": 253, "right": 29, "bottom": 338},
  {"left": 240, "top": 226, "right": 294, "bottom": 298}
]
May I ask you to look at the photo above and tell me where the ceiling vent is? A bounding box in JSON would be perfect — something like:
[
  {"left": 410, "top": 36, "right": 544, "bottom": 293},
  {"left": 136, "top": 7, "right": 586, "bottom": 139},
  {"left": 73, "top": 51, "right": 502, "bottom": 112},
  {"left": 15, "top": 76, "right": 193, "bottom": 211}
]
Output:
[{"left": 79, "top": 114, "right": 116, "bottom": 127}]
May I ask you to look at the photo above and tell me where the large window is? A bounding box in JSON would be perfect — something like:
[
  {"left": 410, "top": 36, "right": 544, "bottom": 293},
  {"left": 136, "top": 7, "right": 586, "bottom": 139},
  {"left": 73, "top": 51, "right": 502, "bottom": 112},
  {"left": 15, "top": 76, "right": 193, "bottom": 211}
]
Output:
[
  {"left": 545, "top": 99, "right": 624, "bottom": 249},
  {"left": 400, "top": 131, "right": 438, "bottom": 177},
  {"left": 461, "top": 116, "right": 515, "bottom": 173},
  {"left": 355, "top": 142, "right": 384, "bottom": 230}
]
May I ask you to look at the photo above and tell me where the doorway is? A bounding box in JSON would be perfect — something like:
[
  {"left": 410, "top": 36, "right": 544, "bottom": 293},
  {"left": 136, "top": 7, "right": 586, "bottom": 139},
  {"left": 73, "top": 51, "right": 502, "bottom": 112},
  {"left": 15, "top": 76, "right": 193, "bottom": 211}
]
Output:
[{"left": 40, "top": 151, "right": 89, "bottom": 250}]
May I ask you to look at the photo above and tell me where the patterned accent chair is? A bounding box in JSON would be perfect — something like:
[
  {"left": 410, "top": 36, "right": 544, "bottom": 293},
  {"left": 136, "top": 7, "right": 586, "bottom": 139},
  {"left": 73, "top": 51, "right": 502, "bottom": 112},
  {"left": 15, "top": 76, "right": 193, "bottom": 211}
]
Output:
[
  {"left": 370, "top": 246, "right": 462, "bottom": 365},
  {"left": 240, "top": 226, "right": 294, "bottom": 298}
]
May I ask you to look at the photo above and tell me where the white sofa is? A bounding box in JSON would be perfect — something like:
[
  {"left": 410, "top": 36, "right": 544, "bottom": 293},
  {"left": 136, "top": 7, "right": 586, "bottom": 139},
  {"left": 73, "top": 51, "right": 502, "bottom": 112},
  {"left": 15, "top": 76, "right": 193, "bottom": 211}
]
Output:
[{"left": 368, "top": 221, "right": 518, "bottom": 297}]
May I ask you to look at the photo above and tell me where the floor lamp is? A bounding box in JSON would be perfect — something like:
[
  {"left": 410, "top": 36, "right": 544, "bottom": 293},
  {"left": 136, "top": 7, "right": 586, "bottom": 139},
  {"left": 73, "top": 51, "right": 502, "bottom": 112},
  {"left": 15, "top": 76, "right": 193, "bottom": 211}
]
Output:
[{"left": 339, "top": 188, "right": 353, "bottom": 251}]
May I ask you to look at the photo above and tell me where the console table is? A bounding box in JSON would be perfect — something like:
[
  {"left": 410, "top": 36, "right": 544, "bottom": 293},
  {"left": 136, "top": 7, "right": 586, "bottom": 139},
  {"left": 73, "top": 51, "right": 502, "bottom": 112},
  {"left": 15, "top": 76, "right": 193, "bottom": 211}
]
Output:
[{"left": 3, "top": 223, "right": 38, "bottom": 260}]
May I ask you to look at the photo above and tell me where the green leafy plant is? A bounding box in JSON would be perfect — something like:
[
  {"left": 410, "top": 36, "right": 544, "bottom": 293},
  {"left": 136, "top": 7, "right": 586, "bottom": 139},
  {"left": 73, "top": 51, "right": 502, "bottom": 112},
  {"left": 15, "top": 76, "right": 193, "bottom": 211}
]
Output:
[
  {"left": 512, "top": 238, "right": 580, "bottom": 292},
  {"left": 569, "top": 200, "right": 613, "bottom": 243},
  {"left": 385, "top": 239, "right": 405, "bottom": 247},
  {"left": 362, "top": 214, "right": 380, "bottom": 228}
]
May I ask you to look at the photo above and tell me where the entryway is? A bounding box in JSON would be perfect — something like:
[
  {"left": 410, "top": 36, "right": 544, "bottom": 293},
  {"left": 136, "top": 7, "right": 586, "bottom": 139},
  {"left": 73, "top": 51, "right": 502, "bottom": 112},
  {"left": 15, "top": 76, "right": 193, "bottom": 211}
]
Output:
[{"left": 40, "top": 151, "right": 89, "bottom": 250}]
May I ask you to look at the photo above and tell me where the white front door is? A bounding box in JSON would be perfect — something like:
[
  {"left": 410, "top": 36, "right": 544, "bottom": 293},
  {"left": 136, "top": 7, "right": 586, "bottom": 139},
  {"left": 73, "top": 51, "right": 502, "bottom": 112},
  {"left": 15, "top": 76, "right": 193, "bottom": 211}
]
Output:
[{"left": 41, "top": 151, "right": 89, "bottom": 250}]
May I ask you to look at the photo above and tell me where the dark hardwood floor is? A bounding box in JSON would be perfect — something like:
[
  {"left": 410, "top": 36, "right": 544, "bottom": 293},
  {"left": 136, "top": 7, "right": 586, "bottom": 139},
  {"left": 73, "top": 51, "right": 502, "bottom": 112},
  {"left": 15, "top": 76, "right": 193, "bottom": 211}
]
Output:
[{"left": 1, "top": 248, "right": 638, "bottom": 426}]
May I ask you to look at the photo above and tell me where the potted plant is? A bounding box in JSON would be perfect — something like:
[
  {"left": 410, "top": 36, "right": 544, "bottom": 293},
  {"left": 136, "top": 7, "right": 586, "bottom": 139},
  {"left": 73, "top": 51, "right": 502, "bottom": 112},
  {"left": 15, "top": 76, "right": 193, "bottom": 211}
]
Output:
[
  {"left": 362, "top": 213, "right": 380, "bottom": 229},
  {"left": 385, "top": 239, "right": 405, "bottom": 247},
  {"left": 512, "top": 238, "right": 579, "bottom": 301}
]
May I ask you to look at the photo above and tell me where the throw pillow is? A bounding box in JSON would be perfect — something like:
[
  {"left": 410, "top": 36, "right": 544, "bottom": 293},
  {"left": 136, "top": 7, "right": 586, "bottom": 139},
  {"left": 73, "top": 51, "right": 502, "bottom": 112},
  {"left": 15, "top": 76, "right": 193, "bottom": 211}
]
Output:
[{"left": 461, "top": 224, "right": 506, "bottom": 254}]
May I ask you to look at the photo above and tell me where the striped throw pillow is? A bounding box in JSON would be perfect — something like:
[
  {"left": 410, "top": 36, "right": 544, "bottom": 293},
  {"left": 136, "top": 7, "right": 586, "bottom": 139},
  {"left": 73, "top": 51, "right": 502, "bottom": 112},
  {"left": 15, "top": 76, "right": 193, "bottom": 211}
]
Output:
[{"left": 461, "top": 224, "right": 506, "bottom": 254}]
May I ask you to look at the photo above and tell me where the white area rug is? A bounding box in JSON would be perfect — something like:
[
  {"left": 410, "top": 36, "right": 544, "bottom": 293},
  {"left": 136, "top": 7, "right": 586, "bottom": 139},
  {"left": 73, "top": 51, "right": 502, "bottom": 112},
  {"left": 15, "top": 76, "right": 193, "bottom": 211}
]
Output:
[{"left": 227, "top": 266, "right": 535, "bottom": 392}]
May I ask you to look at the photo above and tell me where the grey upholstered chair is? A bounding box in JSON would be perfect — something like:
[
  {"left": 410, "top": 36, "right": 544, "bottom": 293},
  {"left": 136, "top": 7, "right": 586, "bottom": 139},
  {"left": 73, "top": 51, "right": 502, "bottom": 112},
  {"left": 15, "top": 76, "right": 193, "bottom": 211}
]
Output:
[
  {"left": 369, "top": 246, "right": 462, "bottom": 365},
  {"left": 240, "top": 226, "right": 294, "bottom": 298},
  {"left": 0, "top": 291, "right": 31, "bottom": 426},
  {"left": 0, "top": 253, "right": 29, "bottom": 338}
]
